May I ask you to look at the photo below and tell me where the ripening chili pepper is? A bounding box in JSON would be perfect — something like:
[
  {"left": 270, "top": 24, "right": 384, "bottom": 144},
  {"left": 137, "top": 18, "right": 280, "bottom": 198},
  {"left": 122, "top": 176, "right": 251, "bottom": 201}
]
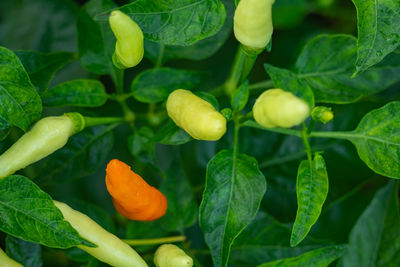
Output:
[
  {"left": 166, "top": 89, "right": 227, "bottom": 141},
  {"left": 109, "top": 10, "right": 144, "bottom": 69},
  {"left": 253, "top": 89, "right": 310, "bottom": 128},
  {"left": 105, "top": 159, "right": 167, "bottom": 221},
  {"left": 234, "top": 0, "right": 275, "bottom": 50},
  {"left": 54, "top": 201, "right": 148, "bottom": 267},
  {"left": 154, "top": 244, "right": 193, "bottom": 267},
  {"left": 0, "top": 248, "right": 22, "bottom": 267},
  {"left": 0, "top": 113, "right": 84, "bottom": 179}
]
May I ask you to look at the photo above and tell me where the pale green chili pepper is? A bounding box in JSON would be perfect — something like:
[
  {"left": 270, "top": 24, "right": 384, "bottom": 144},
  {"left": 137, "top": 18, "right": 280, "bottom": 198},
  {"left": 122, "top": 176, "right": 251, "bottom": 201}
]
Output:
[{"left": 0, "top": 113, "right": 84, "bottom": 179}]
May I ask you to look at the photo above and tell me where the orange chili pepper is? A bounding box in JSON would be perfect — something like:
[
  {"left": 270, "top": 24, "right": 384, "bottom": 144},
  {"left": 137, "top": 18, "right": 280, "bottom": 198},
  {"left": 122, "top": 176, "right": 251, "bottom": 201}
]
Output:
[{"left": 105, "top": 159, "right": 167, "bottom": 221}]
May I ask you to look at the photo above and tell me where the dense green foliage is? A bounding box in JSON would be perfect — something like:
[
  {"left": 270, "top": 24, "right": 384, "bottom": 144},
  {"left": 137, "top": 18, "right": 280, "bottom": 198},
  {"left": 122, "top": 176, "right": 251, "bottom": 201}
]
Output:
[{"left": 0, "top": 0, "right": 399, "bottom": 266}]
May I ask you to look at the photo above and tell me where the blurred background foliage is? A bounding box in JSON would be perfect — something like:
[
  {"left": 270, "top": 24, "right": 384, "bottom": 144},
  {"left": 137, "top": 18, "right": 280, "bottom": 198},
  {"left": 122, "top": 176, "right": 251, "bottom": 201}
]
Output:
[{"left": 0, "top": 0, "right": 395, "bottom": 266}]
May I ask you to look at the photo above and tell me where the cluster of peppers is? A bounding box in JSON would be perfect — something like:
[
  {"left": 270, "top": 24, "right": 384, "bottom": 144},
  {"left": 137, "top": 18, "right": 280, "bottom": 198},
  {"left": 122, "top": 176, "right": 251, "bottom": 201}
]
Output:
[{"left": 0, "top": 0, "right": 335, "bottom": 266}]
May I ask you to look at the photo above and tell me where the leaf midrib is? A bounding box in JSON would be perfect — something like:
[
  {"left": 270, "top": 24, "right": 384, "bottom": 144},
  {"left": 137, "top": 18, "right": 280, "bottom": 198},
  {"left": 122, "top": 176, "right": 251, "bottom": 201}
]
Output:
[{"left": 220, "top": 151, "right": 237, "bottom": 267}]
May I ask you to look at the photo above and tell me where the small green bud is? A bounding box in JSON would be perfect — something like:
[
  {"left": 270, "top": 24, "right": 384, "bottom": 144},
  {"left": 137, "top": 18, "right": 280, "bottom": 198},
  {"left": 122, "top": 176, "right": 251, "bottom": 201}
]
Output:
[
  {"left": 221, "top": 108, "right": 233, "bottom": 121},
  {"left": 311, "top": 106, "right": 334, "bottom": 124},
  {"left": 109, "top": 10, "right": 144, "bottom": 69}
]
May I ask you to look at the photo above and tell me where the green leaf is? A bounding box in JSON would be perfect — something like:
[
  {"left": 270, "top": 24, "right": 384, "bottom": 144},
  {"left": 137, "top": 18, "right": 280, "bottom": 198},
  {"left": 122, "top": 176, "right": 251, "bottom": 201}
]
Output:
[
  {"left": 291, "top": 154, "right": 329, "bottom": 247},
  {"left": 15, "top": 51, "right": 74, "bottom": 94},
  {"left": 0, "top": 175, "right": 92, "bottom": 248},
  {"left": 340, "top": 182, "right": 400, "bottom": 266},
  {"left": 113, "top": 0, "right": 226, "bottom": 46},
  {"left": 77, "top": 0, "right": 117, "bottom": 76},
  {"left": 348, "top": 101, "right": 400, "bottom": 179},
  {"left": 0, "top": 0, "right": 78, "bottom": 52},
  {"left": 159, "top": 159, "right": 198, "bottom": 232},
  {"left": 257, "top": 245, "right": 347, "bottom": 267},
  {"left": 6, "top": 235, "right": 42, "bottom": 267},
  {"left": 264, "top": 65, "right": 315, "bottom": 108},
  {"left": 231, "top": 81, "right": 249, "bottom": 112},
  {"left": 0, "top": 46, "right": 42, "bottom": 131},
  {"left": 199, "top": 150, "right": 267, "bottom": 267},
  {"left": 33, "top": 125, "right": 115, "bottom": 184},
  {"left": 0, "top": 117, "right": 11, "bottom": 141},
  {"left": 266, "top": 34, "right": 400, "bottom": 104},
  {"left": 128, "top": 127, "right": 156, "bottom": 165},
  {"left": 154, "top": 120, "right": 192, "bottom": 145},
  {"left": 231, "top": 211, "right": 324, "bottom": 266},
  {"left": 353, "top": 0, "right": 400, "bottom": 74},
  {"left": 143, "top": 0, "right": 234, "bottom": 62},
  {"left": 131, "top": 68, "right": 204, "bottom": 104},
  {"left": 42, "top": 79, "right": 108, "bottom": 107}
]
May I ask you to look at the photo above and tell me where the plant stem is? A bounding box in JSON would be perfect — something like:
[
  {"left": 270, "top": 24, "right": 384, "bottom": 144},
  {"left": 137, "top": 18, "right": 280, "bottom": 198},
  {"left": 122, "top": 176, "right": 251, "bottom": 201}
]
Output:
[
  {"left": 84, "top": 116, "right": 125, "bottom": 128},
  {"left": 309, "top": 131, "right": 352, "bottom": 140},
  {"left": 225, "top": 46, "right": 246, "bottom": 95},
  {"left": 123, "top": 235, "right": 186, "bottom": 246},
  {"left": 119, "top": 99, "right": 135, "bottom": 123},
  {"left": 248, "top": 80, "right": 274, "bottom": 91},
  {"left": 225, "top": 45, "right": 259, "bottom": 96},
  {"left": 155, "top": 44, "right": 165, "bottom": 68},
  {"left": 113, "top": 68, "right": 125, "bottom": 94},
  {"left": 301, "top": 123, "right": 312, "bottom": 162},
  {"left": 232, "top": 120, "right": 240, "bottom": 156}
]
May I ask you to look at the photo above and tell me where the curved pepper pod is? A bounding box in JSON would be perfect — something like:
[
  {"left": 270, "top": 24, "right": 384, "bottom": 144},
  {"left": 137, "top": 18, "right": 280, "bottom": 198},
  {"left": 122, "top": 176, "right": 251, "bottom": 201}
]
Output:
[
  {"left": 0, "top": 248, "right": 22, "bottom": 267},
  {"left": 0, "top": 114, "right": 84, "bottom": 179},
  {"left": 234, "top": 0, "right": 275, "bottom": 50},
  {"left": 106, "top": 159, "right": 167, "bottom": 221},
  {"left": 54, "top": 201, "right": 148, "bottom": 267},
  {"left": 154, "top": 244, "right": 193, "bottom": 267},
  {"left": 109, "top": 10, "right": 144, "bottom": 69},
  {"left": 253, "top": 89, "right": 310, "bottom": 128},
  {"left": 166, "top": 89, "right": 227, "bottom": 141}
]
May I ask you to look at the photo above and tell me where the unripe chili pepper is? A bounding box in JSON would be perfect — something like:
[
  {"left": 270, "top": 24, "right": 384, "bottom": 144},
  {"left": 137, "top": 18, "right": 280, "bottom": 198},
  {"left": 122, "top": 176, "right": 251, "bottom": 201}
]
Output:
[
  {"left": 0, "top": 248, "right": 22, "bottom": 267},
  {"left": 0, "top": 113, "right": 84, "bottom": 179},
  {"left": 154, "top": 244, "right": 193, "bottom": 267},
  {"left": 105, "top": 159, "right": 167, "bottom": 221},
  {"left": 253, "top": 89, "right": 310, "bottom": 128},
  {"left": 166, "top": 89, "right": 227, "bottom": 141},
  {"left": 109, "top": 10, "right": 144, "bottom": 69},
  {"left": 234, "top": 0, "right": 275, "bottom": 50},
  {"left": 54, "top": 201, "right": 148, "bottom": 267},
  {"left": 311, "top": 106, "right": 334, "bottom": 124}
]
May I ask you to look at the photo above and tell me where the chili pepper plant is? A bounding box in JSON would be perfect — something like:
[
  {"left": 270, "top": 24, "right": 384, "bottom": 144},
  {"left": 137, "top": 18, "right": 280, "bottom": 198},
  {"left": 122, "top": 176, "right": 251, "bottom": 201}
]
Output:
[{"left": 0, "top": 0, "right": 399, "bottom": 266}]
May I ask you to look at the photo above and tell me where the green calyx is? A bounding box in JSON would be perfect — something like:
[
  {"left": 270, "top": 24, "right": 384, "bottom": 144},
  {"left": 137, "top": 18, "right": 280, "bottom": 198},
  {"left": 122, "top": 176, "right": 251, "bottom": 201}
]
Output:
[
  {"left": 240, "top": 44, "right": 264, "bottom": 56},
  {"left": 64, "top": 112, "right": 85, "bottom": 135}
]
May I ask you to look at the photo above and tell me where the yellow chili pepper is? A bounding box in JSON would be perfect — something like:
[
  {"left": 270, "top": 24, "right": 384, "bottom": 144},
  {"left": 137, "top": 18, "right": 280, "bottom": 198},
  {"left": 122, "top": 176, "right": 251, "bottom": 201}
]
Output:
[
  {"left": 109, "top": 10, "right": 144, "bottom": 69},
  {"left": 0, "top": 113, "right": 84, "bottom": 179},
  {"left": 154, "top": 244, "right": 193, "bottom": 267},
  {"left": 234, "top": 0, "right": 275, "bottom": 50},
  {"left": 253, "top": 89, "right": 310, "bottom": 128},
  {"left": 54, "top": 201, "right": 148, "bottom": 267},
  {"left": 166, "top": 89, "right": 227, "bottom": 141}
]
